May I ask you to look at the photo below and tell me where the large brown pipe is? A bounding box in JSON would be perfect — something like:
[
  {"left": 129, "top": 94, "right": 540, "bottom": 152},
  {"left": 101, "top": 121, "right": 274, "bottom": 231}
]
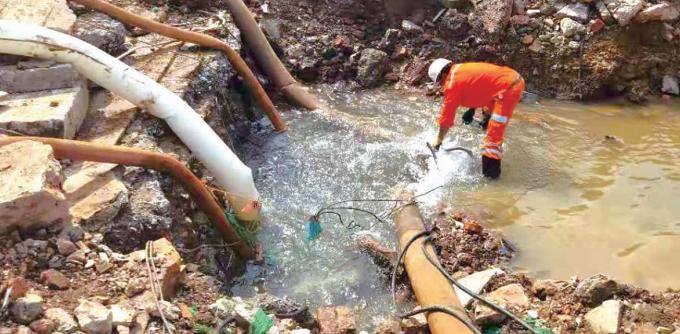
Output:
[
  {"left": 394, "top": 191, "right": 473, "bottom": 334},
  {"left": 70, "top": 0, "right": 287, "bottom": 132},
  {"left": 224, "top": 0, "right": 321, "bottom": 110},
  {"left": 0, "top": 136, "right": 255, "bottom": 259}
]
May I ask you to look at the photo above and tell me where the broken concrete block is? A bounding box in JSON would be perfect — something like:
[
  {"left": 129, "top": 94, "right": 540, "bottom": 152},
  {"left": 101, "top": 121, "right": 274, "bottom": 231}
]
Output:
[
  {"left": 585, "top": 300, "right": 622, "bottom": 334},
  {"left": 0, "top": 83, "right": 89, "bottom": 139},
  {"left": 474, "top": 283, "right": 529, "bottom": 325},
  {"left": 0, "top": 0, "right": 76, "bottom": 33},
  {"left": 0, "top": 140, "right": 70, "bottom": 233},
  {"left": 67, "top": 171, "right": 128, "bottom": 227},
  {"left": 454, "top": 268, "right": 505, "bottom": 307},
  {"left": 0, "top": 62, "right": 82, "bottom": 94}
]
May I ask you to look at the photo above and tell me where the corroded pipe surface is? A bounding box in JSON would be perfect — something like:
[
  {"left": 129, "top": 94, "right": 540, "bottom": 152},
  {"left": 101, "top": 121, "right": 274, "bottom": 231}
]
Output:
[
  {"left": 394, "top": 190, "right": 473, "bottom": 334},
  {"left": 0, "top": 136, "right": 255, "bottom": 259},
  {"left": 70, "top": 0, "right": 287, "bottom": 132}
]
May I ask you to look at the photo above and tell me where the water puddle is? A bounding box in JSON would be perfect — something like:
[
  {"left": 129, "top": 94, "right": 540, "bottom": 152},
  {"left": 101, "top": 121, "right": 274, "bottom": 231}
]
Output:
[{"left": 238, "top": 83, "right": 680, "bottom": 327}]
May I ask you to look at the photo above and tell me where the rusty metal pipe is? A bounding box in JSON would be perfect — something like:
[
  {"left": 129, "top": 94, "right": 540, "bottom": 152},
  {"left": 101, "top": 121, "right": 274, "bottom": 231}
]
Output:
[
  {"left": 224, "top": 0, "right": 321, "bottom": 110},
  {"left": 70, "top": 0, "right": 287, "bottom": 132},
  {"left": 394, "top": 190, "right": 473, "bottom": 334},
  {"left": 0, "top": 136, "right": 255, "bottom": 259}
]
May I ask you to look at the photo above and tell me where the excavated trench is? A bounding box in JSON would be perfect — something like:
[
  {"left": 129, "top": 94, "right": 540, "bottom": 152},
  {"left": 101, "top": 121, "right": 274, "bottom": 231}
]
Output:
[{"left": 236, "top": 84, "right": 680, "bottom": 327}]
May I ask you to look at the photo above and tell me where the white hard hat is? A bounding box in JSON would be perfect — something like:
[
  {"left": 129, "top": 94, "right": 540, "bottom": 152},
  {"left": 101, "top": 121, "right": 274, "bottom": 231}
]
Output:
[{"left": 428, "top": 58, "right": 452, "bottom": 83}]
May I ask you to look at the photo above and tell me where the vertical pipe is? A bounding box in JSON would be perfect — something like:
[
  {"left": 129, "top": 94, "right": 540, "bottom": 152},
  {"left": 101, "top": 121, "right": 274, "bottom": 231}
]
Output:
[
  {"left": 224, "top": 0, "right": 321, "bottom": 110},
  {"left": 394, "top": 191, "right": 474, "bottom": 334}
]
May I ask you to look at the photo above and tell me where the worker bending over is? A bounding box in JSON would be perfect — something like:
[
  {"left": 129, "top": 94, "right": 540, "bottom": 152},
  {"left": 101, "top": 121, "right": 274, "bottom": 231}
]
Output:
[{"left": 428, "top": 60, "right": 525, "bottom": 179}]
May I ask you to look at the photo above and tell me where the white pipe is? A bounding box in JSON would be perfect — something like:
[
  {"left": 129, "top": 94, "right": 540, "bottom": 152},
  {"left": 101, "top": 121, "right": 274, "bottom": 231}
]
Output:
[{"left": 0, "top": 20, "right": 260, "bottom": 221}]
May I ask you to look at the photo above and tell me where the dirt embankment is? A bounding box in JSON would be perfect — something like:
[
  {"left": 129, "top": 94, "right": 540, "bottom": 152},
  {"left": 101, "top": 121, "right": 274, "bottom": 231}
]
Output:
[{"left": 252, "top": 0, "right": 680, "bottom": 102}]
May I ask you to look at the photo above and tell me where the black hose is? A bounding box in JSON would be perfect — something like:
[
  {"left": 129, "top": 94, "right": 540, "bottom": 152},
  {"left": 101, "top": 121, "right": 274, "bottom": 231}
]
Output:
[{"left": 275, "top": 306, "right": 309, "bottom": 319}]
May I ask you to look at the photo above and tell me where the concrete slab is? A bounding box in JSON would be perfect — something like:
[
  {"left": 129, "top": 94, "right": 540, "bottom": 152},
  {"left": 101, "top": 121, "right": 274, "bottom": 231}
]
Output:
[
  {"left": 0, "top": 140, "right": 70, "bottom": 233},
  {"left": 0, "top": 63, "right": 82, "bottom": 94},
  {"left": 0, "top": 0, "right": 76, "bottom": 33},
  {"left": 68, "top": 171, "right": 127, "bottom": 227},
  {"left": 0, "top": 82, "right": 89, "bottom": 139}
]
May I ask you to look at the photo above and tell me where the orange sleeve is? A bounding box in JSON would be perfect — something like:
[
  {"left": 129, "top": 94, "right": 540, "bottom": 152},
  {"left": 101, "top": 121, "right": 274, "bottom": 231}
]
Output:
[{"left": 438, "top": 86, "right": 461, "bottom": 128}]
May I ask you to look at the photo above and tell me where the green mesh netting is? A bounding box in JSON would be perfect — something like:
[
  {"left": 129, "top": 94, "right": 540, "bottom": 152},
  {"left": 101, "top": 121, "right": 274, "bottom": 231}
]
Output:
[{"left": 226, "top": 212, "right": 256, "bottom": 248}]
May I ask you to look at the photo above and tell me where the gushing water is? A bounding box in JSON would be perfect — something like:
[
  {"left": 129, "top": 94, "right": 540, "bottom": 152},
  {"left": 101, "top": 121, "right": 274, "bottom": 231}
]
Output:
[{"left": 237, "top": 84, "right": 680, "bottom": 328}]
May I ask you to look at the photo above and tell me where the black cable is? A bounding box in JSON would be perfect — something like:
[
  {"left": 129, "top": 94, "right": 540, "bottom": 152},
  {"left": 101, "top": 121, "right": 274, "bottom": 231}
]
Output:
[
  {"left": 399, "top": 306, "right": 483, "bottom": 334},
  {"left": 420, "top": 235, "right": 540, "bottom": 334},
  {"left": 391, "top": 231, "right": 430, "bottom": 304},
  {"left": 214, "top": 315, "right": 237, "bottom": 334},
  {"left": 275, "top": 306, "right": 309, "bottom": 319}
]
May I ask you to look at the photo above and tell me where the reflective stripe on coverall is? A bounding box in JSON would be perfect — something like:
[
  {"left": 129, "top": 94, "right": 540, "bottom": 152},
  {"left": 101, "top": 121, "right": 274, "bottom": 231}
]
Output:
[{"left": 437, "top": 62, "right": 525, "bottom": 160}]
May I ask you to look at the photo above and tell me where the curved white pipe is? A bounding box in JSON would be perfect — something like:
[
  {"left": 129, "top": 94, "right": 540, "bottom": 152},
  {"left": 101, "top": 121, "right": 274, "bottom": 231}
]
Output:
[{"left": 0, "top": 20, "right": 260, "bottom": 221}]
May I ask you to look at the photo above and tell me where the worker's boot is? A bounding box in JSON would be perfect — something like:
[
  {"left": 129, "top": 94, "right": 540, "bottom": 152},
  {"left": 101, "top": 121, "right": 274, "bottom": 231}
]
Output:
[{"left": 482, "top": 156, "right": 501, "bottom": 179}]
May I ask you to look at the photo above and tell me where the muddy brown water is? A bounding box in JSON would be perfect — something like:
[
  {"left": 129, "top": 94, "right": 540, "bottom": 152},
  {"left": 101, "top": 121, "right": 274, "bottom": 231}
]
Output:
[{"left": 239, "top": 84, "right": 680, "bottom": 327}]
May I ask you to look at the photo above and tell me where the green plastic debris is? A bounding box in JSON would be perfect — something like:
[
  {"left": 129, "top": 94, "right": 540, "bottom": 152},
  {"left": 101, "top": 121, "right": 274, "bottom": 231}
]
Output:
[
  {"left": 193, "top": 323, "right": 215, "bottom": 334},
  {"left": 249, "top": 309, "right": 274, "bottom": 334},
  {"left": 524, "top": 315, "right": 555, "bottom": 334},
  {"left": 482, "top": 325, "right": 502, "bottom": 334},
  {"left": 307, "top": 216, "right": 322, "bottom": 240}
]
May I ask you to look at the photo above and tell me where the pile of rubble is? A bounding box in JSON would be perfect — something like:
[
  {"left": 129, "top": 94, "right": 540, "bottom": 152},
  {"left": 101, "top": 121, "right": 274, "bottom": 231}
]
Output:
[{"left": 256, "top": 0, "right": 680, "bottom": 101}]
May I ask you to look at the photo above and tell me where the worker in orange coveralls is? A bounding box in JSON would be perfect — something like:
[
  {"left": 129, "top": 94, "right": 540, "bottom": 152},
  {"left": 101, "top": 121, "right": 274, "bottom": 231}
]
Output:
[{"left": 428, "top": 59, "right": 525, "bottom": 179}]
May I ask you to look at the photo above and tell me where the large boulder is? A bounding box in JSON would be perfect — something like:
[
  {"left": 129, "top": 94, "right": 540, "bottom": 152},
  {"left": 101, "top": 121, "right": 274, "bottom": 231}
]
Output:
[
  {"left": 585, "top": 300, "right": 622, "bottom": 334},
  {"left": 474, "top": 283, "right": 529, "bottom": 325},
  {"left": 0, "top": 141, "right": 70, "bottom": 233},
  {"left": 356, "top": 48, "right": 389, "bottom": 88},
  {"left": 469, "top": 0, "right": 513, "bottom": 42},
  {"left": 45, "top": 307, "right": 78, "bottom": 333},
  {"left": 575, "top": 274, "right": 619, "bottom": 307}
]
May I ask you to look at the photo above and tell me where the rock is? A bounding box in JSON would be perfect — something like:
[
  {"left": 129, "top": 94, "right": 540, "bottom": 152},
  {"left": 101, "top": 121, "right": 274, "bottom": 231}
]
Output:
[
  {"left": 75, "top": 300, "right": 113, "bottom": 334},
  {"left": 528, "top": 38, "right": 544, "bottom": 52},
  {"left": 474, "top": 283, "right": 529, "bottom": 325},
  {"left": 378, "top": 28, "right": 401, "bottom": 51},
  {"left": 8, "top": 277, "right": 29, "bottom": 301},
  {"left": 403, "top": 57, "right": 430, "bottom": 85},
  {"left": 149, "top": 238, "right": 184, "bottom": 298},
  {"left": 532, "top": 279, "right": 567, "bottom": 298},
  {"left": 438, "top": 11, "right": 471, "bottom": 41},
  {"left": 66, "top": 249, "right": 88, "bottom": 265},
  {"left": 560, "top": 18, "right": 587, "bottom": 37},
  {"left": 110, "top": 304, "right": 134, "bottom": 327},
  {"left": 400, "top": 308, "right": 428, "bottom": 333},
  {"left": 56, "top": 238, "right": 78, "bottom": 255},
  {"left": 0, "top": 83, "right": 89, "bottom": 139},
  {"left": 584, "top": 300, "right": 621, "bottom": 334},
  {"left": 116, "top": 326, "right": 130, "bottom": 334},
  {"left": 0, "top": 0, "right": 76, "bottom": 33},
  {"left": 129, "top": 311, "right": 149, "bottom": 334},
  {"left": 513, "top": 0, "right": 526, "bottom": 15},
  {"left": 374, "top": 319, "right": 401, "bottom": 334},
  {"left": 454, "top": 268, "right": 505, "bottom": 307},
  {"left": 68, "top": 171, "right": 128, "bottom": 228},
  {"left": 635, "top": 3, "right": 680, "bottom": 22},
  {"left": 29, "top": 319, "right": 55, "bottom": 334},
  {"left": 0, "top": 90, "right": 7, "bottom": 101},
  {"left": 521, "top": 34, "right": 535, "bottom": 45},
  {"left": 11, "top": 294, "right": 44, "bottom": 324},
  {"left": 46, "top": 307, "right": 78, "bottom": 333},
  {"left": 470, "top": 0, "right": 513, "bottom": 42},
  {"left": 74, "top": 12, "right": 127, "bottom": 57},
  {"left": 296, "top": 57, "right": 319, "bottom": 82},
  {"left": 40, "top": 269, "right": 70, "bottom": 290},
  {"left": 661, "top": 75, "right": 679, "bottom": 95},
  {"left": 0, "top": 141, "right": 70, "bottom": 233},
  {"left": 401, "top": 20, "right": 424, "bottom": 33},
  {"left": 356, "top": 48, "right": 388, "bottom": 88},
  {"left": 510, "top": 15, "right": 532, "bottom": 26},
  {"left": 316, "top": 306, "right": 356, "bottom": 334},
  {"left": 575, "top": 274, "right": 619, "bottom": 307},
  {"left": 14, "top": 326, "right": 33, "bottom": 334},
  {"left": 555, "top": 3, "right": 590, "bottom": 23},
  {"left": 590, "top": 18, "right": 606, "bottom": 33},
  {"left": 357, "top": 235, "right": 396, "bottom": 270},
  {"left": 149, "top": 301, "right": 180, "bottom": 321},
  {"left": 611, "top": 0, "right": 645, "bottom": 26},
  {"left": 0, "top": 62, "right": 82, "bottom": 94},
  {"left": 595, "top": 1, "right": 616, "bottom": 24},
  {"left": 125, "top": 278, "right": 147, "bottom": 297}
]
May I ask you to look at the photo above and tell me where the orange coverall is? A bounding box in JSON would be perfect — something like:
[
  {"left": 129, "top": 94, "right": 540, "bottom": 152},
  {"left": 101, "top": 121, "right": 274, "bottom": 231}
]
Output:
[{"left": 438, "top": 62, "right": 525, "bottom": 160}]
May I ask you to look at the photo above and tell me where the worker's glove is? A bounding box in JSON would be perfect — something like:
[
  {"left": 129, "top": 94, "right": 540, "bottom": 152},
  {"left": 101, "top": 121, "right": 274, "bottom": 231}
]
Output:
[
  {"left": 480, "top": 113, "right": 491, "bottom": 130},
  {"left": 482, "top": 155, "right": 501, "bottom": 179},
  {"left": 462, "top": 108, "right": 476, "bottom": 125}
]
